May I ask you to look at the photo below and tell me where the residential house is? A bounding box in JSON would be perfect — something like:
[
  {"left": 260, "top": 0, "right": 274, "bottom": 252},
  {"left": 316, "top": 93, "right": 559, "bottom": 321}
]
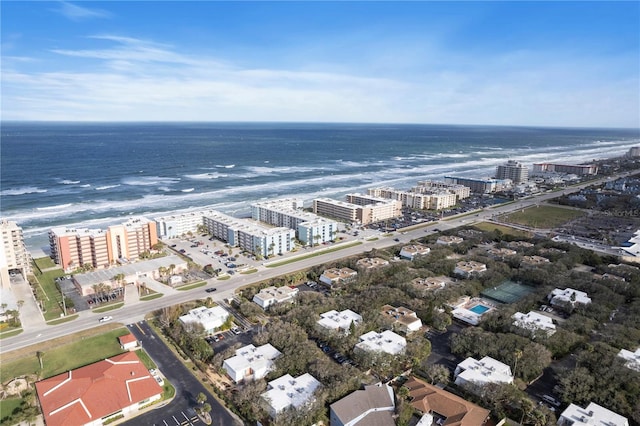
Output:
[
  {"left": 355, "top": 330, "right": 406, "bottom": 355},
  {"left": 399, "top": 244, "right": 431, "bottom": 260},
  {"left": 35, "top": 352, "right": 162, "bottom": 426},
  {"left": 317, "top": 309, "right": 363, "bottom": 334},
  {"left": 404, "top": 377, "right": 490, "bottom": 426},
  {"left": 617, "top": 347, "right": 640, "bottom": 372},
  {"left": 486, "top": 247, "right": 517, "bottom": 259},
  {"left": 454, "top": 261, "right": 487, "bottom": 278},
  {"left": 223, "top": 344, "right": 281, "bottom": 383},
  {"left": 437, "top": 235, "right": 464, "bottom": 245},
  {"left": 381, "top": 305, "right": 422, "bottom": 334},
  {"left": 355, "top": 257, "right": 389, "bottom": 270},
  {"left": 548, "top": 288, "right": 591, "bottom": 309},
  {"left": 412, "top": 276, "right": 451, "bottom": 292},
  {"left": 520, "top": 255, "right": 550, "bottom": 268},
  {"left": 252, "top": 286, "right": 299, "bottom": 309},
  {"left": 329, "top": 383, "right": 395, "bottom": 426},
  {"left": 261, "top": 373, "right": 321, "bottom": 419},
  {"left": 454, "top": 356, "right": 514, "bottom": 392},
  {"left": 512, "top": 311, "right": 556, "bottom": 336},
  {"left": 558, "top": 402, "right": 629, "bottom": 426},
  {"left": 179, "top": 306, "right": 229, "bottom": 334},
  {"left": 319, "top": 267, "right": 358, "bottom": 287}
]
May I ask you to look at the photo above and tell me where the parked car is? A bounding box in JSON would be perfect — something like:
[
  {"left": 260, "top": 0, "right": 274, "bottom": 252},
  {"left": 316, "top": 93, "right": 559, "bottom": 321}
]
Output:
[{"left": 231, "top": 326, "right": 241, "bottom": 335}]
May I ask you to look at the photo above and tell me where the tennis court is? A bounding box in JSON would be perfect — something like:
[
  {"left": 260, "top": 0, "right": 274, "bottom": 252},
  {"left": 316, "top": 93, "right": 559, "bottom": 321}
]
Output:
[{"left": 481, "top": 280, "right": 534, "bottom": 304}]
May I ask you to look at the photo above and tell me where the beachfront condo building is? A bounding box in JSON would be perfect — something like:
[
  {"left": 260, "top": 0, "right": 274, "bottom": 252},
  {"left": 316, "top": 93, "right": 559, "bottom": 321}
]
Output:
[
  {"left": 49, "top": 217, "right": 158, "bottom": 271},
  {"left": 413, "top": 180, "right": 472, "bottom": 199},
  {"left": 496, "top": 160, "right": 529, "bottom": 184},
  {"left": 202, "top": 211, "right": 295, "bottom": 257},
  {"left": 251, "top": 198, "right": 338, "bottom": 246},
  {"left": 0, "top": 220, "right": 32, "bottom": 286},
  {"left": 313, "top": 196, "right": 401, "bottom": 225},
  {"left": 444, "top": 176, "right": 512, "bottom": 194},
  {"left": 368, "top": 187, "right": 459, "bottom": 210},
  {"left": 154, "top": 209, "right": 219, "bottom": 239},
  {"left": 627, "top": 147, "right": 640, "bottom": 158},
  {"left": 532, "top": 162, "right": 598, "bottom": 176}
]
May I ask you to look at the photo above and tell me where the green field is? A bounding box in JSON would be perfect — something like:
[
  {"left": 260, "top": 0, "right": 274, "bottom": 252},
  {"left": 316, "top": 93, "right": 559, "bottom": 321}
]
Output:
[
  {"left": 500, "top": 205, "right": 585, "bottom": 229},
  {"left": 266, "top": 241, "right": 363, "bottom": 268},
  {"left": 1, "top": 327, "right": 131, "bottom": 382},
  {"left": 473, "top": 222, "right": 532, "bottom": 238},
  {"left": 33, "top": 256, "right": 57, "bottom": 270}
]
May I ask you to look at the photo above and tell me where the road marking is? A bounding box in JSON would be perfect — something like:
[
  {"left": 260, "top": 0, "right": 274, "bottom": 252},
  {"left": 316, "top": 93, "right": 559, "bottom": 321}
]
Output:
[
  {"left": 136, "top": 322, "right": 146, "bottom": 335},
  {"left": 173, "top": 415, "right": 180, "bottom": 424}
]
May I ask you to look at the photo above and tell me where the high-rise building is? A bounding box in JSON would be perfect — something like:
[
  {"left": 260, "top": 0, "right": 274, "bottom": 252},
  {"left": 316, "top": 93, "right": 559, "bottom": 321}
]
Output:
[
  {"left": 313, "top": 196, "right": 401, "bottom": 225},
  {"left": 533, "top": 163, "right": 598, "bottom": 176},
  {"left": 496, "top": 160, "right": 529, "bottom": 184},
  {"left": 49, "top": 217, "right": 158, "bottom": 271},
  {"left": 0, "top": 220, "right": 32, "bottom": 287}
]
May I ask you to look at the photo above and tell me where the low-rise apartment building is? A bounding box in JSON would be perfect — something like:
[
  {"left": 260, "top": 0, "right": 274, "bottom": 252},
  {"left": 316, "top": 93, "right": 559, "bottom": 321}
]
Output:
[
  {"left": 533, "top": 163, "right": 598, "bottom": 176},
  {"left": 261, "top": 373, "right": 321, "bottom": 419},
  {"left": 454, "top": 356, "right": 514, "bottom": 392},
  {"left": 179, "top": 306, "right": 229, "bottom": 334},
  {"left": 381, "top": 305, "right": 422, "bottom": 334},
  {"left": 253, "top": 286, "right": 299, "bottom": 309},
  {"left": 329, "top": 384, "right": 395, "bottom": 426},
  {"left": 454, "top": 261, "right": 487, "bottom": 277},
  {"left": 355, "top": 330, "right": 406, "bottom": 355},
  {"left": 223, "top": 343, "right": 281, "bottom": 383},
  {"left": 399, "top": 244, "right": 431, "bottom": 260},
  {"left": 444, "top": 176, "right": 512, "bottom": 194},
  {"left": 558, "top": 402, "right": 628, "bottom": 426},
  {"left": 355, "top": 257, "right": 389, "bottom": 270},
  {"left": 512, "top": 311, "right": 556, "bottom": 336},
  {"left": 319, "top": 267, "right": 358, "bottom": 287},
  {"left": 317, "top": 309, "right": 362, "bottom": 334},
  {"left": 154, "top": 209, "right": 219, "bottom": 239}
]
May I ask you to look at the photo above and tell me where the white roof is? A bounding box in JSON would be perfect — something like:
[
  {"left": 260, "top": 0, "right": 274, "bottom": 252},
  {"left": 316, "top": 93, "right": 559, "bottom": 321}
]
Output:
[
  {"left": 317, "top": 309, "right": 362, "bottom": 331},
  {"left": 550, "top": 288, "right": 592, "bottom": 305},
  {"left": 179, "top": 306, "right": 229, "bottom": 330},
  {"left": 559, "top": 402, "right": 629, "bottom": 426},
  {"left": 617, "top": 347, "right": 640, "bottom": 372},
  {"left": 355, "top": 330, "right": 406, "bottom": 355},
  {"left": 223, "top": 344, "right": 281, "bottom": 377},
  {"left": 456, "top": 356, "right": 513, "bottom": 385},
  {"left": 512, "top": 311, "right": 556, "bottom": 334},
  {"left": 262, "top": 373, "right": 320, "bottom": 415}
]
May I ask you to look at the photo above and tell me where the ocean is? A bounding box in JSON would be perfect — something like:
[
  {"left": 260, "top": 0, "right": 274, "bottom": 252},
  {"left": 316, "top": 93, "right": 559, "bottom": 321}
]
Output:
[{"left": 1, "top": 122, "right": 638, "bottom": 251}]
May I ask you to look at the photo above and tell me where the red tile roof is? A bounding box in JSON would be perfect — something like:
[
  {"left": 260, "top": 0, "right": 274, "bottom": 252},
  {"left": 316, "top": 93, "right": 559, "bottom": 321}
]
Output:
[
  {"left": 118, "top": 333, "right": 138, "bottom": 346},
  {"left": 405, "top": 377, "right": 490, "bottom": 426},
  {"left": 35, "top": 352, "right": 162, "bottom": 426}
]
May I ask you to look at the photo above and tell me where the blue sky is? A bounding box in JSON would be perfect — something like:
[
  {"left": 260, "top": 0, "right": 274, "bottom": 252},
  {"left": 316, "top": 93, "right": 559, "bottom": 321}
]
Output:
[{"left": 2, "top": 1, "right": 639, "bottom": 127}]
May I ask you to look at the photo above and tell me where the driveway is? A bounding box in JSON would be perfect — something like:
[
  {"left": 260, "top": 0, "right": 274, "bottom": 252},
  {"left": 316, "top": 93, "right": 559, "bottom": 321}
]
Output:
[{"left": 123, "top": 321, "right": 242, "bottom": 426}]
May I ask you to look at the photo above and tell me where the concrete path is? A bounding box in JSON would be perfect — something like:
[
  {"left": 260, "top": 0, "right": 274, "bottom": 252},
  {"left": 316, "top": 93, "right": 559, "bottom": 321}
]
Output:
[{"left": 11, "top": 274, "right": 46, "bottom": 330}]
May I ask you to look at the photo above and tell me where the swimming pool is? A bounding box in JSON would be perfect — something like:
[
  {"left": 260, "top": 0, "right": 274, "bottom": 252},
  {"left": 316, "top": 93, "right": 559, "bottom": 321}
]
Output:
[{"left": 469, "top": 304, "right": 491, "bottom": 315}]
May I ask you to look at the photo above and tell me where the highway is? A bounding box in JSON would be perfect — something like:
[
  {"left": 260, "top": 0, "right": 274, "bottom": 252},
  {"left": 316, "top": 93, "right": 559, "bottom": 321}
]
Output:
[{"left": 2, "top": 168, "right": 637, "bottom": 355}]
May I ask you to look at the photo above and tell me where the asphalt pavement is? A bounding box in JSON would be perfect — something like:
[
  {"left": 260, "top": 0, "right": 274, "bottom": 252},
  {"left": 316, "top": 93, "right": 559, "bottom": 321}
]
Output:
[{"left": 123, "top": 320, "right": 242, "bottom": 426}]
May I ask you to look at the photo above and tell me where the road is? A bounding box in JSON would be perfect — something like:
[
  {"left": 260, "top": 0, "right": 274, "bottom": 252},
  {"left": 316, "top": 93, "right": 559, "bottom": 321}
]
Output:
[
  {"left": 122, "top": 321, "right": 242, "bottom": 426},
  {"left": 2, "top": 168, "right": 637, "bottom": 355}
]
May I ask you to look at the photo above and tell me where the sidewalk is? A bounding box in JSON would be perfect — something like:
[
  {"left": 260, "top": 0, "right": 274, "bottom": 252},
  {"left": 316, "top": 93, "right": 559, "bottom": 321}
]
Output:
[{"left": 11, "top": 275, "right": 46, "bottom": 330}]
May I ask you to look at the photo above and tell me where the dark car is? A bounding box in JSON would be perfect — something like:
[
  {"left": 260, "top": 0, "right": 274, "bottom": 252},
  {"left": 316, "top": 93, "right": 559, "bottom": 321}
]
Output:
[{"left": 205, "top": 288, "right": 217, "bottom": 293}]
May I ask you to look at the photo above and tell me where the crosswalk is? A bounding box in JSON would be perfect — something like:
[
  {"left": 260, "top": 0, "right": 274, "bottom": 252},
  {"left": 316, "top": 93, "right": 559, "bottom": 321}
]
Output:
[{"left": 153, "top": 410, "right": 200, "bottom": 426}]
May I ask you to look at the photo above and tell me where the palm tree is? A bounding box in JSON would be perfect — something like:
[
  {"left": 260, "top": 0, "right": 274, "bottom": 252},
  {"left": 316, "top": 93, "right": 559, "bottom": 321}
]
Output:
[
  {"left": 513, "top": 349, "right": 523, "bottom": 380},
  {"left": 313, "top": 234, "right": 321, "bottom": 246}
]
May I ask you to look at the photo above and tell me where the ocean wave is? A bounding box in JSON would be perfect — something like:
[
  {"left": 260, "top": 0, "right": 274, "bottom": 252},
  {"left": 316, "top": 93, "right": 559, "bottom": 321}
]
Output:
[
  {"left": 185, "top": 172, "right": 228, "bottom": 180},
  {"left": 181, "top": 188, "right": 195, "bottom": 193},
  {"left": 37, "top": 203, "right": 73, "bottom": 211},
  {"left": 95, "top": 184, "right": 121, "bottom": 190},
  {"left": 121, "top": 176, "right": 181, "bottom": 186},
  {"left": 1, "top": 186, "right": 48, "bottom": 196},
  {"left": 79, "top": 184, "right": 91, "bottom": 188},
  {"left": 59, "top": 179, "right": 81, "bottom": 185},
  {"left": 216, "top": 164, "right": 236, "bottom": 169}
]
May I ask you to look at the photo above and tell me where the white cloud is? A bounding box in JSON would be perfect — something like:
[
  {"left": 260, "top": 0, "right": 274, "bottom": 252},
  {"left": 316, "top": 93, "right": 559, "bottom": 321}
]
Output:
[
  {"left": 54, "top": 1, "right": 112, "bottom": 21},
  {"left": 2, "top": 34, "right": 638, "bottom": 127}
]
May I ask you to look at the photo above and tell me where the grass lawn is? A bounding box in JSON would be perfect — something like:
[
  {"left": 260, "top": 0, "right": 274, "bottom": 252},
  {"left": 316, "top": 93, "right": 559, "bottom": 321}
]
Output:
[
  {"left": 501, "top": 205, "right": 585, "bottom": 228},
  {"left": 0, "top": 398, "right": 23, "bottom": 421},
  {"left": 140, "top": 293, "right": 164, "bottom": 301},
  {"left": 217, "top": 275, "right": 231, "bottom": 280},
  {"left": 266, "top": 241, "right": 363, "bottom": 268},
  {"left": 33, "top": 256, "right": 57, "bottom": 270},
  {"left": 240, "top": 269, "right": 258, "bottom": 274},
  {"left": 93, "top": 302, "right": 124, "bottom": 313},
  {"left": 33, "top": 269, "right": 66, "bottom": 321},
  {"left": 47, "top": 314, "right": 79, "bottom": 325},
  {"left": 473, "top": 222, "right": 533, "bottom": 238},
  {"left": 135, "top": 349, "right": 157, "bottom": 370},
  {"left": 177, "top": 281, "right": 207, "bottom": 291},
  {"left": 1, "top": 327, "right": 130, "bottom": 382}
]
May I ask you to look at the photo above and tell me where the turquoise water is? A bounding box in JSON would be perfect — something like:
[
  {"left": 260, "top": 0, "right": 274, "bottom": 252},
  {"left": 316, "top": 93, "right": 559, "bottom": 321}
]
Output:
[{"left": 470, "top": 304, "right": 490, "bottom": 314}]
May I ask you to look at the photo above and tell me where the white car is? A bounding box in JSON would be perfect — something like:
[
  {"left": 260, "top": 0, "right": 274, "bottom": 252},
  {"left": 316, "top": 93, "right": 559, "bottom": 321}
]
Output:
[{"left": 99, "top": 316, "right": 113, "bottom": 323}]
